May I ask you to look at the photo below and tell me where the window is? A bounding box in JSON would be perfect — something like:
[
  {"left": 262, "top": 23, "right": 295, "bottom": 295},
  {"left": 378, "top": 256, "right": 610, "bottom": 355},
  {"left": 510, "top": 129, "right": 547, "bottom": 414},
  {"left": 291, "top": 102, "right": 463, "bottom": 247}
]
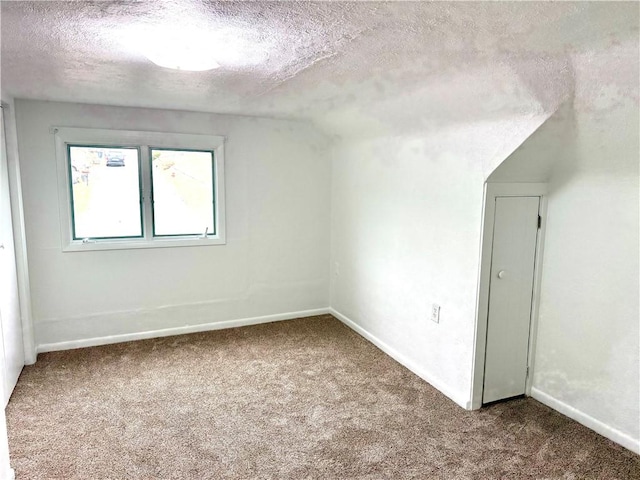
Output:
[
  {"left": 54, "top": 127, "right": 225, "bottom": 251},
  {"left": 150, "top": 149, "right": 215, "bottom": 237},
  {"left": 68, "top": 146, "right": 143, "bottom": 240}
]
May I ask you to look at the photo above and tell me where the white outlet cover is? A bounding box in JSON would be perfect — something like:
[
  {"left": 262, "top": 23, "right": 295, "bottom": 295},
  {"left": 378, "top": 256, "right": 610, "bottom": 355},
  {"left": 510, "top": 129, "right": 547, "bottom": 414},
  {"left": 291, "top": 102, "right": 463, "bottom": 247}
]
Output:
[{"left": 431, "top": 304, "right": 440, "bottom": 323}]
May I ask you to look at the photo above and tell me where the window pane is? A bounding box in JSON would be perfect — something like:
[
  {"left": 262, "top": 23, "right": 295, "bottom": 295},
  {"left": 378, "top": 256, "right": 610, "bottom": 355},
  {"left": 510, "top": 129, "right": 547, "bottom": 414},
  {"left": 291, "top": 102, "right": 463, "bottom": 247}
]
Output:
[
  {"left": 69, "top": 146, "right": 142, "bottom": 239},
  {"left": 151, "top": 149, "right": 214, "bottom": 236}
]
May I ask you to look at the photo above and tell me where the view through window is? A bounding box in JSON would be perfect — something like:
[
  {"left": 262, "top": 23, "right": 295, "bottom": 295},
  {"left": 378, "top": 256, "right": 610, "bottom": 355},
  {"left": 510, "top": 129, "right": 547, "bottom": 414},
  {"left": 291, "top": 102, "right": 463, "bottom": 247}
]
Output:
[
  {"left": 55, "top": 127, "right": 225, "bottom": 250},
  {"left": 69, "top": 146, "right": 142, "bottom": 239},
  {"left": 151, "top": 149, "right": 215, "bottom": 237},
  {"left": 68, "top": 146, "right": 216, "bottom": 241}
]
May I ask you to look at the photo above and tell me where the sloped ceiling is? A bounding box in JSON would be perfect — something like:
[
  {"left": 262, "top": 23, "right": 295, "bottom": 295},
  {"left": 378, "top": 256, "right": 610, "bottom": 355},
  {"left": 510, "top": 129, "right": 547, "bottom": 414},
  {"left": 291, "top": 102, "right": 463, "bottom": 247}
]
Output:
[{"left": 1, "top": 1, "right": 638, "bottom": 135}]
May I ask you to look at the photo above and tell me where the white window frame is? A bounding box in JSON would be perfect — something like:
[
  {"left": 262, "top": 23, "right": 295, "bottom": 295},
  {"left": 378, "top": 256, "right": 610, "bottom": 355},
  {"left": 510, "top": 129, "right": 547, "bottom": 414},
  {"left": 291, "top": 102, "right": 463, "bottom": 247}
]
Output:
[{"left": 53, "top": 127, "right": 226, "bottom": 252}]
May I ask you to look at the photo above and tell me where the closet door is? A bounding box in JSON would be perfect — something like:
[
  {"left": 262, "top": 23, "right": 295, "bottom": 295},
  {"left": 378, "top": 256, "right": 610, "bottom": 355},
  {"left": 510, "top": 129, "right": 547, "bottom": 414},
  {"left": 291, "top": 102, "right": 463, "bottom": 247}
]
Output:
[
  {"left": 0, "top": 108, "right": 24, "bottom": 405},
  {"left": 483, "top": 196, "right": 539, "bottom": 404}
]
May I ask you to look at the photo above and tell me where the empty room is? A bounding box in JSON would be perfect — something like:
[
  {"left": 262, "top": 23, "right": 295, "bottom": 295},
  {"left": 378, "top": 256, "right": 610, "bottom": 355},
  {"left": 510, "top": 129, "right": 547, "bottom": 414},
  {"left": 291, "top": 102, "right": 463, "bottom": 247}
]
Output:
[{"left": 0, "top": 1, "right": 638, "bottom": 478}]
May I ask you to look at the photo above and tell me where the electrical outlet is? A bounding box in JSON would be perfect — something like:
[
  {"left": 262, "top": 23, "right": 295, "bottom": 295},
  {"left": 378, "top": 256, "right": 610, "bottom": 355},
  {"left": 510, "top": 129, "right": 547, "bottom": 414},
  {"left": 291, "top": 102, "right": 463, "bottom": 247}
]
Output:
[{"left": 431, "top": 304, "right": 440, "bottom": 323}]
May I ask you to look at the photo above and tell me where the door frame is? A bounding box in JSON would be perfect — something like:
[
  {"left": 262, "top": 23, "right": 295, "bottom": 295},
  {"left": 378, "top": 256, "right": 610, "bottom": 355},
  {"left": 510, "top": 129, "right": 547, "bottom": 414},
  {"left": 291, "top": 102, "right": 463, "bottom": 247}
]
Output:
[
  {"left": 1, "top": 101, "right": 36, "bottom": 366},
  {"left": 470, "top": 182, "right": 548, "bottom": 409}
]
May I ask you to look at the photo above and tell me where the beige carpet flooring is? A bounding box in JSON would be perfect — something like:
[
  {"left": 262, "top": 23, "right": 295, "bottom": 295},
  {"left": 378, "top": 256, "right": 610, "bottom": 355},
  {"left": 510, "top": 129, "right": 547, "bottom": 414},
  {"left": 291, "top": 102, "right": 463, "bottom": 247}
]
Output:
[{"left": 7, "top": 315, "right": 640, "bottom": 479}]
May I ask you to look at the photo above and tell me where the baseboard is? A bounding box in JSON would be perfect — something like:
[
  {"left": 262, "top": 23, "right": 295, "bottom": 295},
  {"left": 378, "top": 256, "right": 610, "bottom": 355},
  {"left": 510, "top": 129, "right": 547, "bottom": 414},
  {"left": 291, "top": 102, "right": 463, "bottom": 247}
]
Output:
[
  {"left": 531, "top": 387, "right": 640, "bottom": 454},
  {"left": 37, "top": 308, "right": 331, "bottom": 354},
  {"left": 329, "top": 308, "right": 471, "bottom": 409}
]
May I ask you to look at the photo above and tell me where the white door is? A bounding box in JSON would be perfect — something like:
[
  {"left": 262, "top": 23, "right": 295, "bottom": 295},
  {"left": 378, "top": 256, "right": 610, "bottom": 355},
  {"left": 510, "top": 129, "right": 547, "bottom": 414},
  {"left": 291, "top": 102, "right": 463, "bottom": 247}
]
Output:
[
  {"left": 483, "top": 196, "right": 540, "bottom": 404},
  {"left": 0, "top": 108, "right": 24, "bottom": 405}
]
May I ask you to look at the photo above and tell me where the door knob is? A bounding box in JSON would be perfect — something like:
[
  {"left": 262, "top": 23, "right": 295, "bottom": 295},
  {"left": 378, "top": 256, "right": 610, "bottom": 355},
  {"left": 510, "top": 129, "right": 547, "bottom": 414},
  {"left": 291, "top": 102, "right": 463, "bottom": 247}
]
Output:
[{"left": 497, "top": 270, "right": 506, "bottom": 279}]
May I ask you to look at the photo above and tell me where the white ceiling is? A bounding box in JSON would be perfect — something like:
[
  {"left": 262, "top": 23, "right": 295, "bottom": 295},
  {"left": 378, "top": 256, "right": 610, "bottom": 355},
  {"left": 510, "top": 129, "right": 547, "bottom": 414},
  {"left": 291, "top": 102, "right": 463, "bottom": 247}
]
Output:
[{"left": 1, "top": 1, "right": 638, "bottom": 135}]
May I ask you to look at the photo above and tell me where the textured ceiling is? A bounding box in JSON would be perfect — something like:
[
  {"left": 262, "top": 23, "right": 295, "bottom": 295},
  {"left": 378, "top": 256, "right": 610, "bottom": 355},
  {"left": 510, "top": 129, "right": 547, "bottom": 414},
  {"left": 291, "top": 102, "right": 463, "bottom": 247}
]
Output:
[{"left": 1, "top": 1, "right": 638, "bottom": 135}]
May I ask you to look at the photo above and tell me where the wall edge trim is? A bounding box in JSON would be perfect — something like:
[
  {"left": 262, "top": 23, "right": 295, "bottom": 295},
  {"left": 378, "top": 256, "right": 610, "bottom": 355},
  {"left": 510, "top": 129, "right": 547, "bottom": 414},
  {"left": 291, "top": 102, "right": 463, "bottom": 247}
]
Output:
[
  {"left": 36, "top": 307, "right": 331, "bottom": 354},
  {"left": 329, "top": 308, "right": 471, "bottom": 410},
  {"left": 531, "top": 387, "right": 640, "bottom": 454}
]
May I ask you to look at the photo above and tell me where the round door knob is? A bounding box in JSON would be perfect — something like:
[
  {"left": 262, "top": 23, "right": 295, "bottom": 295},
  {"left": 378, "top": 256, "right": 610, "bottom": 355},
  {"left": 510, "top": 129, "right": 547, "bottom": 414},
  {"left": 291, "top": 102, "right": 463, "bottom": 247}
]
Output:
[{"left": 497, "top": 270, "right": 506, "bottom": 279}]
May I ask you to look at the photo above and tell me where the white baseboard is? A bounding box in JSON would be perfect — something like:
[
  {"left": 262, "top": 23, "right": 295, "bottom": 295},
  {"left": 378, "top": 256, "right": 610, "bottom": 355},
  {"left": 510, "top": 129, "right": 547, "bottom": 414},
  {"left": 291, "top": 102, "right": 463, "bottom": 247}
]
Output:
[
  {"left": 37, "top": 308, "right": 330, "bottom": 354},
  {"left": 531, "top": 387, "right": 640, "bottom": 454},
  {"left": 329, "top": 308, "right": 471, "bottom": 409}
]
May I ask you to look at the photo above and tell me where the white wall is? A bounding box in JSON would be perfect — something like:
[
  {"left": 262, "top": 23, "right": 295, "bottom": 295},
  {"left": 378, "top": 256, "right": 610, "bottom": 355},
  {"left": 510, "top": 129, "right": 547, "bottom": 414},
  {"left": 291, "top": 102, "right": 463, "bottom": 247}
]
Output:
[
  {"left": 488, "top": 102, "right": 573, "bottom": 184},
  {"left": 328, "top": 119, "right": 548, "bottom": 407},
  {"left": 15, "top": 100, "right": 331, "bottom": 349},
  {"left": 532, "top": 40, "right": 640, "bottom": 451},
  {"left": 329, "top": 36, "right": 640, "bottom": 454}
]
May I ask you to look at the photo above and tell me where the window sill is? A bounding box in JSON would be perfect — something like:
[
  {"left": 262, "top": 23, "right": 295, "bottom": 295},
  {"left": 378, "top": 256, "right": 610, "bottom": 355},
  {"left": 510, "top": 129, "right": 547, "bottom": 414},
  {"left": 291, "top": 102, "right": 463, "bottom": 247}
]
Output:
[{"left": 62, "top": 236, "right": 226, "bottom": 252}]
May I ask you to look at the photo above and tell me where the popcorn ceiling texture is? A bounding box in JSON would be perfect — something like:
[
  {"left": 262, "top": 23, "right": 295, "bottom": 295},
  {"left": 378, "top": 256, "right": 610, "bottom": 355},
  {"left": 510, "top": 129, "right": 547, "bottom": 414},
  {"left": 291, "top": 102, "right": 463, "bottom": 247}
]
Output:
[{"left": 1, "top": 1, "right": 637, "bottom": 135}]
